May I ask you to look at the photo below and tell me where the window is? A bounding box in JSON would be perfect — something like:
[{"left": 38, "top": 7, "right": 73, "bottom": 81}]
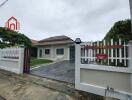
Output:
[
  {"left": 39, "top": 49, "right": 42, "bottom": 57},
  {"left": 45, "top": 49, "right": 50, "bottom": 54},
  {"left": 56, "top": 48, "right": 64, "bottom": 55}
]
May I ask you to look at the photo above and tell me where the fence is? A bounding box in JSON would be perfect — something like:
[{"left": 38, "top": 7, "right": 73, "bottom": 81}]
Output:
[
  {"left": 0, "top": 47, "right": 24, "bottom": 74},
  {"left": 81, "top": 39, "right": 130, "bottom": 67},
  {"left": 75, "top": 39, "right": 132, "bottom": 100}
]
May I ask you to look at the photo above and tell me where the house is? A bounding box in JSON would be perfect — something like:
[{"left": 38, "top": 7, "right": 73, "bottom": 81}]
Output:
[
  {"left": 33, "top": 35, "right": 75, "bottom": 61},
  {"left": 31, "top": 39, "right": 38, "bottom": 44}
]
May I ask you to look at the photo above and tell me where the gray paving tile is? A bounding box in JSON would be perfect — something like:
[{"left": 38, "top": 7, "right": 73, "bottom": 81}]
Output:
[{"left": 30, "top": 61, "right": 75, "bottom": 83}]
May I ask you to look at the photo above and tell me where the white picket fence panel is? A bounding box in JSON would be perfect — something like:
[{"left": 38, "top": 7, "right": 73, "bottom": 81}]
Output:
[{"left": 75, "top": 39, "right": 132, "bottom": 100}]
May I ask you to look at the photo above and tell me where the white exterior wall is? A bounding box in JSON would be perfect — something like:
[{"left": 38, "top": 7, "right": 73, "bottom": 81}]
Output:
[{"left": 37, "top": 44, "right": 70, "bottom": 61}]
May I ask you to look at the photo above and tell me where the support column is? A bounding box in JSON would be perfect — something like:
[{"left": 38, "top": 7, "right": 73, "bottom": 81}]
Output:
[
  {"left": 37, "top": 48, "right": 40, "bottom": 59},
  {"left": 129, "top": 41, "right": 132, "bottom": 99},
  {"left": 129, "top": 41, "right": 132, "bottom": 70},
  {"left": 75, "top": 44, "right": 81, "bottom": 89}
]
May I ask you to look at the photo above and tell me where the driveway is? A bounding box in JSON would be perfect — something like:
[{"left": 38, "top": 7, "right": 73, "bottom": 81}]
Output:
[{"left": 30, "top": 61, "right": 75, "bottom": 83}]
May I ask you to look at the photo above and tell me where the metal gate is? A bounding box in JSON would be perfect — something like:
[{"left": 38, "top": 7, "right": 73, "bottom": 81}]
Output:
[{"left": 23, "top": 48, "right": 30, "bottom": 73}]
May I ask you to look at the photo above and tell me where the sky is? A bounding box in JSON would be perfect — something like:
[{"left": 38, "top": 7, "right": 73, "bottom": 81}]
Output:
[{"left": 0, "top": 0, "right": 131, "bottom": 41}]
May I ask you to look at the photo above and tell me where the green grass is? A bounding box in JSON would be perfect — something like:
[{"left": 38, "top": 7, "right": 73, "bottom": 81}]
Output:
[{"left": 30, "top": 58, "right": 53, "bottom": 67}]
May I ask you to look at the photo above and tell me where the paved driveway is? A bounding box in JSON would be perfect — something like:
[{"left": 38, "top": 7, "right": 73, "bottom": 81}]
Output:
[{"left": 30, "top": 61, "right": 75, "bottom": 83}]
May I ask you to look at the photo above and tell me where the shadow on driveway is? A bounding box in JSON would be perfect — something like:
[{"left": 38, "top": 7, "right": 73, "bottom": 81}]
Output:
[{"left": 30, "top": 60, "right": 75, "bottom": 84}]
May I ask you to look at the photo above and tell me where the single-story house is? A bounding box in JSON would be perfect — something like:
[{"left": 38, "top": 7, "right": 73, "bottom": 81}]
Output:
[{"left": 33, "top": 35, "right": 75, "bottom": 61}]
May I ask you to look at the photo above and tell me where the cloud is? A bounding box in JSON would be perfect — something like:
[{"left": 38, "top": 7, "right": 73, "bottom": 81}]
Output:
[{"left": 0, "top": 0, "right": 130, "bottom": 41}]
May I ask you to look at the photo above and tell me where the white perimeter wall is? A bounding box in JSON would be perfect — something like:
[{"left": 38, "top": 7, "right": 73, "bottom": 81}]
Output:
[
  {"left": 80, "top": 69, "right": 131, "bottom": 93},
  {"left": 0, "top": 48, "right": 24, "bottom": 74},
  {"left": 75, "top": 41, "right": 132, "bottom": 100}
]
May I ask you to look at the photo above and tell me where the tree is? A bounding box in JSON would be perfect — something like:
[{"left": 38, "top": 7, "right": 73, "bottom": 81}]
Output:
[
  {"left": 0, "top": 27, "right": 31, "bottom": 48},
  {"left": 104, "top": 19, "right": 132, "bottom": 41}
]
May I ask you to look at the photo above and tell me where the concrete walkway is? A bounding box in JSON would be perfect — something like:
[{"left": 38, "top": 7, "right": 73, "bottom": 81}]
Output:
[{"left": 30, "top": 61, "right": 75, "bottom": 83}]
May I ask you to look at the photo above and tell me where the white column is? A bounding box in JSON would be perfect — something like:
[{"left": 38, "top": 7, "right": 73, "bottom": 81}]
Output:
[
  {"left": 128, "top": 41, "right": 132, "bottom": 95},
  {"left": 128, "top": 41, "right": 132, "bottom": 70},
  {"left": 75, "top": 43, "right": 81, "bottom": 89},
  {"left": 37, "top": 48, "right": 40, "bottom": 59},
  {"left": 51, "top": 46, "right": 54, "bottom": 60},
  {"left": 68, "top": 46, "right": 70, "bottom": 60},
  {"left": 18, "top": 48, "right": 24, "bottom": 74}
]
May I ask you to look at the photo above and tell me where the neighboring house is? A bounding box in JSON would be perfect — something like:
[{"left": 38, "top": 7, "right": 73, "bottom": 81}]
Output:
[
  {"left": 33, "top": 35, "right": 75, "bottom": 61},
  {"left": 31, "top": 39, "right": 38, "bottom": 44}
]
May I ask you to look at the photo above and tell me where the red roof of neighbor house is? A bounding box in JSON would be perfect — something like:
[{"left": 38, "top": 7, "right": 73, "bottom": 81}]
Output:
[{"left": 34, "top": 35, "right": 74, "bottom": 46}]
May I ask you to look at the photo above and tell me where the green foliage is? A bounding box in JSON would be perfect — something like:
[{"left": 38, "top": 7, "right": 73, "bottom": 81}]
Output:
[
  {"left": 104, "top": 19, "right": 132, "bottom": 41},
  {"left": 0, "top": 27, "right": 31, "bottom": 48}
]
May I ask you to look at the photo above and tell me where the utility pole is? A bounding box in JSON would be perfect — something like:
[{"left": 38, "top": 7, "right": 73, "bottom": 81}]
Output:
[
  {"left": 0, "top": 0, "right": 8, "bottom": 8},
  {"left": 129, "top": 0, "right": 132, "bottom": 31}
]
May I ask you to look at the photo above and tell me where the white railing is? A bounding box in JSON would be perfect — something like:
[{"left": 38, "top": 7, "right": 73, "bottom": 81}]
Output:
[
  {"left": 75, "top": 39, "right": 132, "bottom": 100},
  {"left": 80, "top": 39, "right": 130, "bottom": 67},
  {"left": 0, "top": 47, "right": 24, "bottom": 74}
]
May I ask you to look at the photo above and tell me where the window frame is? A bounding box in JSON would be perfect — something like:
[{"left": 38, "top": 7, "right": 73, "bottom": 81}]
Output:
[
  {"left": 56, "top": 48, "right": 64, "bottom": 55},
  {"left": 45, "top": 49, "right": 50, "bottom": 55}
]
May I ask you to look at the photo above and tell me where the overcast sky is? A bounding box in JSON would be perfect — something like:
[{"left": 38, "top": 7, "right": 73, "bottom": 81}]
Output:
[{"left": 0, "top": 0, "right": 131, "bottom": 41}]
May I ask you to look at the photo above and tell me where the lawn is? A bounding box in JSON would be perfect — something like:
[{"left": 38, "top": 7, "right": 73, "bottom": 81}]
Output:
[{"left": 30, "top": 58, "right": 53, "bottom": 67}]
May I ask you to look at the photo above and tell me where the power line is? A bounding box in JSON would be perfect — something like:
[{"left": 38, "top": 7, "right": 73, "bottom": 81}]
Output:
[{"left": 0, "top": 0, "right": 8, "bottom": 8}]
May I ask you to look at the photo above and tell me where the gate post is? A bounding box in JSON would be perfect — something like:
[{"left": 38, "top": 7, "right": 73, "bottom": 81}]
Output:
[
  {"left": 19, "top": 48, "right": 24, "bottom": 73},
  {"left": 75, "top": 38, "right": 81, "bottom": 89},
  {"left": 129, "top": 41, "right": 132, "bottom": 70},
  {"left": 23, "top": 48, "right": 30, "bottom": 73},
  {"left": 129, "top": 40, "right": 132, "bottom": 99}
]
